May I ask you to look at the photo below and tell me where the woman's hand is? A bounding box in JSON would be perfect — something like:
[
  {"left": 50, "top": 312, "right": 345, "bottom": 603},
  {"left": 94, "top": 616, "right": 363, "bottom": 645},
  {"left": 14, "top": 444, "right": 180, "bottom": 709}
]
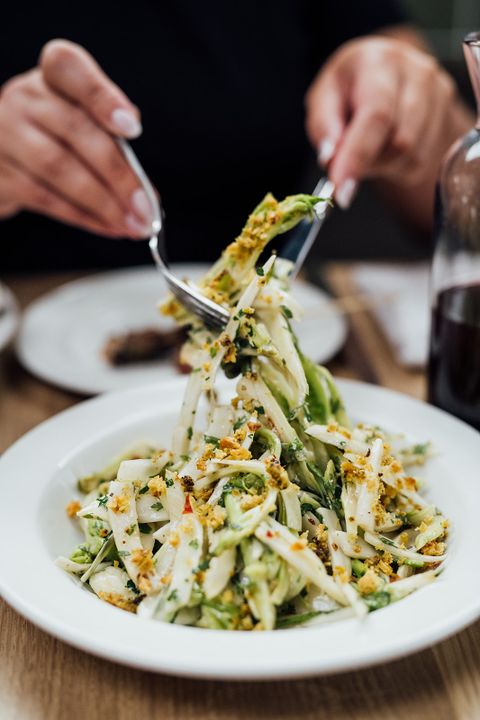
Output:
[
  {"left": 305, "top": 36, "right": 467, "bottom": 210},
  {"left": 0, "top": 39, "right": 153, "bottom": 237}
]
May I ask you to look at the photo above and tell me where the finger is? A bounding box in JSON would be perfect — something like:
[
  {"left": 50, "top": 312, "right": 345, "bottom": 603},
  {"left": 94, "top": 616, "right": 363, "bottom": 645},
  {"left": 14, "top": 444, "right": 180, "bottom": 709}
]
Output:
[
  {"left": 408, "top": 72, "right": 455, "bottom": 182},
  {"left": 40, "top": 39, "right": 142, "bottom": 138},
  {"left": 0, "top": 159, "right": 122, "bottom": 237},
  {"left": 372, "top": 63, "right": 453, "bottom": 183},
  {"left": 1, "top": 122, "right": 147, "bottom": 235},
  {"left": 305, "top": 67, "right": 347, "bottom": 166},
  {"left": 366, "top": 82, "right": 430, "bottom": 179},
  {"left": 329, "top": 67, "right": 400, "bottom": 207},
  {"left": 23, "top": 81, "right": 152, "bottom": 226}
]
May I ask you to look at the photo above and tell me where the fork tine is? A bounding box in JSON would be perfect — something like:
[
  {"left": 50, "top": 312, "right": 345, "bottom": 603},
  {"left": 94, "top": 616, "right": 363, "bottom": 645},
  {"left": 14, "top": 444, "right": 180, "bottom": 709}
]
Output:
[{"left": 118, "top": 139, "right": 231, "bottom": 330}]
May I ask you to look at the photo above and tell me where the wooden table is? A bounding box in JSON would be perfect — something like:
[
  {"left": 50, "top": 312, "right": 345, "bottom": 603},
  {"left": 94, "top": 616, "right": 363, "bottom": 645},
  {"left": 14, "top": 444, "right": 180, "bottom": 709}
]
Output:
[{"left": 1, "top": 268, "right": 479, "bottom": 720}]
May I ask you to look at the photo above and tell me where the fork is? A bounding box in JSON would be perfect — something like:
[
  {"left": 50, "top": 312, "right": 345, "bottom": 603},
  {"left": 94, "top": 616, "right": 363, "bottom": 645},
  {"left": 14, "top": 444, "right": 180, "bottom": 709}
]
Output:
[{"left": 118, "top": 139, "right": 333, "bottom": 330}]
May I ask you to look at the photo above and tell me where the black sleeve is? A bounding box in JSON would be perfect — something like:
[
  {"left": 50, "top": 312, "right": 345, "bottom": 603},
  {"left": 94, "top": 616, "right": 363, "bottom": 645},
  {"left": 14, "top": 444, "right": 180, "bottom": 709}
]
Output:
[
  {"left": 312, "top": 0, "right": 411, "bottom": 62},
  {"left": 331, "top": 0, "right": 409, "bottom": 40}
]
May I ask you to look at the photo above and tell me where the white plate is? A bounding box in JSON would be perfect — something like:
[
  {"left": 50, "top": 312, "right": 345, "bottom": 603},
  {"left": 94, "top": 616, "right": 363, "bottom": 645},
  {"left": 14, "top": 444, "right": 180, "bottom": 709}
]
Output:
[
  {"left": 16, "top": 265, "right": 346, "bottom": 395},
  {"left": 0, "top": 282, "right": 19, "bottom": 352},
  {"left": 0, "top": 379, "right": 478, "bottom": 680}
]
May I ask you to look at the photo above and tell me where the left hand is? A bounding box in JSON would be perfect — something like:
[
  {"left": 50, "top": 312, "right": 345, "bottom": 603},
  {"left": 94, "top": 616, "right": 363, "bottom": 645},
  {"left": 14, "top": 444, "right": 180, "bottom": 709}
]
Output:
[{"left": 305, "top": 36, "right": 459, "bottom": 208}]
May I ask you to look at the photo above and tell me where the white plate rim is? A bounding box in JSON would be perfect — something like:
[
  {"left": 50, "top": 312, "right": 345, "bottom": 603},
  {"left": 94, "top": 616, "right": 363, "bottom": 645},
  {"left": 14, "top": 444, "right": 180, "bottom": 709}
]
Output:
[{"left": 0, "top": 378, "right": 479, "bottom": 680}]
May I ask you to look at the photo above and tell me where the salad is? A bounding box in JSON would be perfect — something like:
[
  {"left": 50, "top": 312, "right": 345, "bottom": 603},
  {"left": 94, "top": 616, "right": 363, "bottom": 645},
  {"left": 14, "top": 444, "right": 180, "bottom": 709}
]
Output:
[{"left": 58, "top": 193, "right": 448, "bottom": 630}]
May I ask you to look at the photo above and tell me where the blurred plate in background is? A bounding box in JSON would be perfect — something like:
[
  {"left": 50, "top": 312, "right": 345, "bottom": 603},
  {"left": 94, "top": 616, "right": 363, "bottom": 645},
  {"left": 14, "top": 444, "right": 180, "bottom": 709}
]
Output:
[{"left": 16, "top": 264, "right": 346, "bottom": 395}]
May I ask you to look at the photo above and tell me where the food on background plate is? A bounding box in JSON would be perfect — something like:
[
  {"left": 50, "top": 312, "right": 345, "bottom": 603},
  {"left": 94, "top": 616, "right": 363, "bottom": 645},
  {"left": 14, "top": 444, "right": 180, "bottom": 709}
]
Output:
[
  {"left": 58, "top": 193, "right": 448, "bottom": 630},
  {"left": 102, "top": 327, "right": 187, "bottom": 367}
]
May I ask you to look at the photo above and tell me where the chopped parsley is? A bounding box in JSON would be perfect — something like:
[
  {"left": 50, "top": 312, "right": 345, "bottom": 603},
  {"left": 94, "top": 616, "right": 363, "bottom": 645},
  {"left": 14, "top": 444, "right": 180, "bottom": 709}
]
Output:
[
  {"left": 204, "top": 434, "right": 220, "bottom": 447},
  {"left": 125, "top": 524, "right": 136, "bottom": 536},
  {"left": 138, "top": 485, "right": 149, "bottom": 495},
  {"left": 165, "top": 478, "right": 174, "bottom": 488},
  {"left": 151, "top": 501, "right": 164, "bottom": 511},
  {"left": 255, "top": 405, "right": 265, "bottom": 415},
  {"left": 281, "top": 305, "right": 293, "bottom": 319},
  {"left": 256, "top": 267, "right": 265, "bottom": 276},
  {"left": 233, "top": 415, "right": 247, "bottom": 431},
  {"left": 97, "top": 495, "right": 108, "bottom": 507},
  {"left": 126, "top": 579, "right": 140, "bottom": 595},
  {"left": 187, "top": 426, "right": 193, "bottom": 440},
  {"left": 139, "top": 523, "right": 153, "bottom": 533},
  {"left": 167, "top": 589, "right": 179, "bottom": 602},
  {"left": 189, "top": 539, "right": 199, "bottom": 549},
  {"left": 209, "top": 346, "right": 218, "bottom": 358}
]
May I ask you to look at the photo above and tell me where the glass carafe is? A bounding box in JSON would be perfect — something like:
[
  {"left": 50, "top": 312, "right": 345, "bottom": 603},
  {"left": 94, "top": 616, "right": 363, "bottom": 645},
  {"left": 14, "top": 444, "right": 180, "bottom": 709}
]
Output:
[{"left": 427, "top": 32, "right": 480, "bottom": 429}]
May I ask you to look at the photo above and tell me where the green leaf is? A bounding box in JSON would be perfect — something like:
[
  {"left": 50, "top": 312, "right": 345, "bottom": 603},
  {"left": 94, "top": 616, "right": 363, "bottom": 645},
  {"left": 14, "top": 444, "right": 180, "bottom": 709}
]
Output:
[
  {"left": 204, "top": 435, "right": 220, "bottom": 447},
  {"left": 363, "top": 591, "right": 391, "bottom": 612}
]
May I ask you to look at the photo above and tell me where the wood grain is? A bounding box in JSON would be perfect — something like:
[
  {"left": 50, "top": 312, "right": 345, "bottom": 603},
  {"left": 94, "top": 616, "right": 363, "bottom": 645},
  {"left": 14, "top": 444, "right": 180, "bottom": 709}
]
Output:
[{"left": 0, "top": 268, "right": 479, "bottom": 720}]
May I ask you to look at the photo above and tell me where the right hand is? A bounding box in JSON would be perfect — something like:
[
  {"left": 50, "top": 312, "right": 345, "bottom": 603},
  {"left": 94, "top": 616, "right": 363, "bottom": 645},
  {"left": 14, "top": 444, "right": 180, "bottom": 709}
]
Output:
[{"left": 0, "top": 39, "right": 153, "bottom": 238}]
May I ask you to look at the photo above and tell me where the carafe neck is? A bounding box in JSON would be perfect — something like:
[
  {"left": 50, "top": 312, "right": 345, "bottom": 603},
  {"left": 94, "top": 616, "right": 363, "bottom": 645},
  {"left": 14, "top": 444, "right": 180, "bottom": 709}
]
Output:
[{"left": 464, "top": 32, "right": 480, "bottom": 128}]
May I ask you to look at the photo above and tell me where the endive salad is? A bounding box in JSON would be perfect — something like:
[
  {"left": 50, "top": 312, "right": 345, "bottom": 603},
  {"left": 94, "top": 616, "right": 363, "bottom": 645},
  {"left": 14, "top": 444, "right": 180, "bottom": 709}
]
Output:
[{"left": 58, "top": 193, "right": 448, "bottom": 630}]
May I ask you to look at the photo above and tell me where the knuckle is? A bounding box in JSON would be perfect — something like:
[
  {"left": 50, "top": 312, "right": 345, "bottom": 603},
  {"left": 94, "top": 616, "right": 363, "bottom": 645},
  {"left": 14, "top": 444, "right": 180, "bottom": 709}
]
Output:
[
  {"left": 391, "top": 131, "right": 415, "bottom": 156},
  {"left": 1, "top": 72, "right": 33, "bottom": 102},
  {"left": 63, "top": 108, "right": 90, "bottom": 137},
  {"left": 419, "top": 55, "right": 439, "bottom": 78},
  {"left": 369, "top": 104, "right": 392, "bottom": 128},
  {"left": 30, "top": 183, "right": 54, "bottom": 210},
  {"left": 40, "top": 39, "right": 78, "bottom": 76},
  {"left": 350, "top": 145, "right": 371, "bottom": 168},
  {"left": 39, "top": 144, "right": 67, "bottom": 175}
]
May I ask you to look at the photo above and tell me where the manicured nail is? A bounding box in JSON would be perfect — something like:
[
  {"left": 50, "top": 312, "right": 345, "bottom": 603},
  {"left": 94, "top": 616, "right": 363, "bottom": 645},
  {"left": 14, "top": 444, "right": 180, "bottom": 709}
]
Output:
[
  {"left": 317, "top": 138, "right": 336, "bottom": 166},
  {"left": 111, "top": 108, "right": 142, "bottom": 139},
  {"left": 336, "top": 178, "right": 358, "bottom": 209},
  {"left": 125, "top": 212, "right": 151, "bottom": 238},
  {"left": 131, "top": 188, "right": 153, "bottom": 224}
]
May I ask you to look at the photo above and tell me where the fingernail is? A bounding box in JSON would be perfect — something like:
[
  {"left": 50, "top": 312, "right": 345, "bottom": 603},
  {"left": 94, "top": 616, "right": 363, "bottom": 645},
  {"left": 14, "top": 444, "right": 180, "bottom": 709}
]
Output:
[
  {"left": 125, "top": 212, "right": 151, "bottom": 238},
  {"left": 335, "top": 178, "right": 358, "bottom": 209},
  {"left": 317, "top": 138, "right": 336, "bottom": 166},
  {"left": 111, "top": 108, "right": 142, "bottom": 139},
  {"left": 131, "top": 188, "right": 153, "bottom": 224}
]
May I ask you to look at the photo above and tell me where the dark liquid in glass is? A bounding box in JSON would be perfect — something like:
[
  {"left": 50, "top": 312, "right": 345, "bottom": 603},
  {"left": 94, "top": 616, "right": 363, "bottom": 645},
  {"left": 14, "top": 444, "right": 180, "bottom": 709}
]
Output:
[{"left": 428, "top": 283, "right": 480, "bottom": 429}]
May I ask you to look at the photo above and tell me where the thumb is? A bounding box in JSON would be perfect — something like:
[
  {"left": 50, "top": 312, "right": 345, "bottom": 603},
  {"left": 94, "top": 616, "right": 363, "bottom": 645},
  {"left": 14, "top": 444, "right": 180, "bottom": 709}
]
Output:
[{"left": 305, "top": 68, "right": 347, "bottom": 167}]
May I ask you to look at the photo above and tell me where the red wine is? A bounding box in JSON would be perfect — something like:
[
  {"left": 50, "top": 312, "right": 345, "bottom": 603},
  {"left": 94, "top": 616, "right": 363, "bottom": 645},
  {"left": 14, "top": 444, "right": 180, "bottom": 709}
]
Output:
[{"left": 428, "top": 283, "right": 480, "bottom": 429}]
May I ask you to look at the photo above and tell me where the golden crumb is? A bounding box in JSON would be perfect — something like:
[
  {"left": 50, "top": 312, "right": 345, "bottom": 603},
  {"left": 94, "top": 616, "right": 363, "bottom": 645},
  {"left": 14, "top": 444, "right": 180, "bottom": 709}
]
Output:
[
  {"left": 220, "top": 436, "right": 241, "bottom": 450},
  {"left": 131, "top": 548, "right": 155, "bottom": 575},
  {"left": 169, "top": 531, "right": 180, "bottom": 548},
  {"left": 224, "top": 344, "right": 237, "bottom": 364},
  {"left": 221, "top": 589, "right": 234, "bottom": 603},
  {"left": 290, "top": 538, "right": 308, "bottom": 551},
  {"left": 66, "top": 500, "right": 81, "bottom": 518},
  {"left": 148, "top": 475, "right": 167, "bottom": 497},
  {"left": 421, "top": 540, "right": 445, "bottom": 556},
  {"left": 241, "top": 494, "right": 265, "bottom": 511},
  {"left": 196, "top": 503, "right": 227, "bottom": 529},
  {"left": 358, "top": 569, "right": 381, "bottom": 595},
  {"left": 341, "top": 461, "right": 367, "bottom": 484},
  {"left": 265, "top": 457, "right": 289, "bottom": 489},
  {"left": 108, "top": 491, "right": 130, "bottom": 514},
  {"left": 334, "top": 566, "right": 350, "bottom": 583},
  {"left": 97, "top": 592, "right": 137, "bottom": 613},
  {"left": 234, "top": 428, "right": 247, "bottom": 442},
  {"left": 228, "top": 447, "right": 252, "bottom": 461},
  {"left": 377, "top": 552, "right": 393, "bottom": 576}
]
